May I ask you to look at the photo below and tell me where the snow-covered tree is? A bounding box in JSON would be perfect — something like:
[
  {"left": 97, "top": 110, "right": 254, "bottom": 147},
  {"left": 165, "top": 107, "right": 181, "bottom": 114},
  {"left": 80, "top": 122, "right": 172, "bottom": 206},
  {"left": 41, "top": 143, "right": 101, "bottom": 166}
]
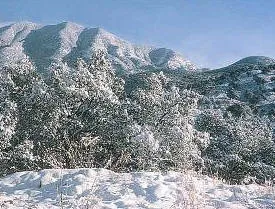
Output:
[
  {"left": 196, "top": 106, "right": 275, "bottom": 183},
  {"left": 130, "top": 72, "right": 209, "bottom": 171},
  {"left": 0, "top": 59, "right": 43, "bottom": 174},
  {"left": 40, "top": 51, "right": 135, "bottom": 170}
]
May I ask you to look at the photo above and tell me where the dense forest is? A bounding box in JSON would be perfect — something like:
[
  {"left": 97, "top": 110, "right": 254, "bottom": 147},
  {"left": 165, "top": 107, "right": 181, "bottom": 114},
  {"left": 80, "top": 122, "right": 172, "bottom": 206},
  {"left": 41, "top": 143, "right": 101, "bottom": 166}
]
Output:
[{"left": 0, "top": 51, "right": 274, "bottom": 184}]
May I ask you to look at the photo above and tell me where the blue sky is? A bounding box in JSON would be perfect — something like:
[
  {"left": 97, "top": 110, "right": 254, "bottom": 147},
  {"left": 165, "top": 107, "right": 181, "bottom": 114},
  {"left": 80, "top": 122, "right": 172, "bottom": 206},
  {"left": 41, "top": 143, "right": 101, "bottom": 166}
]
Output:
[{"left": 0, "top": 0, "right": 274, "bottom": 68}]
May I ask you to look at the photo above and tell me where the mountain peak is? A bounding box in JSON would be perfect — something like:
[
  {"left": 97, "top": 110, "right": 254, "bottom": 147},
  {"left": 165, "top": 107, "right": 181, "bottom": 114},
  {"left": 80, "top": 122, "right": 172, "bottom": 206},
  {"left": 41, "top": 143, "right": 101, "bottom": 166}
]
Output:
[
  {"left": 0, "top": 21, "right": 196, "bottom": 73},
  {"left": 93, "top": 27, "right": 108, "bottom": 34}
]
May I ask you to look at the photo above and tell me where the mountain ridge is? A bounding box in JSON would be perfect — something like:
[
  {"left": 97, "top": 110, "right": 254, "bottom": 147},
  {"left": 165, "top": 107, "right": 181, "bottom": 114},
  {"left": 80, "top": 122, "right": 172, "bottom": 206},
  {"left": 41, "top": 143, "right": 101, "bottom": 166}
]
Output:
[
  {"left": 0, "top": 21, "right": 196, "bottom": 73},
  {"left": 1, "top": 22, "right": 275, "bottom": 73}
]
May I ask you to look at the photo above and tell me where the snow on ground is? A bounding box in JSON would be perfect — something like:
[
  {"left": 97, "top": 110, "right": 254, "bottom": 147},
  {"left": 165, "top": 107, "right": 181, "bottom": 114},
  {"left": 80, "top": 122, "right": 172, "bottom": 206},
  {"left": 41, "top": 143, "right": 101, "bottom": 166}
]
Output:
[{"left": 0, "top": 168, "right": 274, "bottom": 209}]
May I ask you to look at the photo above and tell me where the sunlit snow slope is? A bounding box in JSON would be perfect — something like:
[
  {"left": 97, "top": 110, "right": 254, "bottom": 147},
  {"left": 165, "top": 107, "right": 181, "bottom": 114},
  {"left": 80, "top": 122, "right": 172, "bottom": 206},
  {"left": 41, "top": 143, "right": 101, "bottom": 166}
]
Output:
[{"left": 0, "top": 168, "right": 274, "bottom": 209}]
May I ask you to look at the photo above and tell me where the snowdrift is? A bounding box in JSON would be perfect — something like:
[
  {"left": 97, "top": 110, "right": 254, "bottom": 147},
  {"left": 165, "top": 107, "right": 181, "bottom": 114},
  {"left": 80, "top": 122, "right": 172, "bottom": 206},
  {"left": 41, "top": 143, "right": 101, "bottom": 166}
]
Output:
[{"left": 0, "top": 168, "right": 274, "bottom": 208}]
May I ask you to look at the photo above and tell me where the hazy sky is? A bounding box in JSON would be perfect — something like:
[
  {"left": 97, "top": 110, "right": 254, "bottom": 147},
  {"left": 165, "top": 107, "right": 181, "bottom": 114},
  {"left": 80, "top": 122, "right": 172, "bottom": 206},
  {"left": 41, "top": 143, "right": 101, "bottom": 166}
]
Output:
[{"left": 0, "top": 0, "right": 274, "bottom": 68}]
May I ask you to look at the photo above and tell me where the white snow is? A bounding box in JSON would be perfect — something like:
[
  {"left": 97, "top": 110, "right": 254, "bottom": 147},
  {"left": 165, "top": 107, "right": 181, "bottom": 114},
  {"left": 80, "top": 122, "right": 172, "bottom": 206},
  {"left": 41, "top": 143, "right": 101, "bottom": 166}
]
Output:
[
  {"left": 0, "top": 22, "right": 40, "bottom": 66},
  {"left": 0, "top": 168, "right": 274, "bottom": 209},
  {"left": 54, "top": 22, "right": 84, "bottom": 61}
]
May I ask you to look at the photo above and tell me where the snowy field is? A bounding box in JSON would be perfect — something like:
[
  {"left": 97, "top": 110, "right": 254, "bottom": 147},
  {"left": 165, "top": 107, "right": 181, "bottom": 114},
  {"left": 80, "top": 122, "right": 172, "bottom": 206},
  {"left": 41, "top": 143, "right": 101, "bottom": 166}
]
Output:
[{"left": 0, "top": 168, "right": 274, "bottom": 209}]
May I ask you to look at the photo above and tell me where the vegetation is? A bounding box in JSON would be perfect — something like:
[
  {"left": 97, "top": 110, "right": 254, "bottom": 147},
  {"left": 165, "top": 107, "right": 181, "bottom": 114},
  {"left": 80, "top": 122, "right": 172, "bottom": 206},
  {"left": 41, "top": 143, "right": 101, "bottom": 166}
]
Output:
[{"left": 0, "top": 52, "right": 274, "bottom": 184}]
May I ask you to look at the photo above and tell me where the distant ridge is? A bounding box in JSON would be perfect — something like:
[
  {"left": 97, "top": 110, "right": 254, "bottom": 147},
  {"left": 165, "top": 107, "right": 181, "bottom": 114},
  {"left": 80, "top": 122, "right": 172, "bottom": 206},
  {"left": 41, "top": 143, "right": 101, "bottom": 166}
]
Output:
[
  {"left": 0, "top": 22, "right": 196, "bottom": 73},
  {"left": 230, "top": 56, "right": 275, "bottom": 67}
]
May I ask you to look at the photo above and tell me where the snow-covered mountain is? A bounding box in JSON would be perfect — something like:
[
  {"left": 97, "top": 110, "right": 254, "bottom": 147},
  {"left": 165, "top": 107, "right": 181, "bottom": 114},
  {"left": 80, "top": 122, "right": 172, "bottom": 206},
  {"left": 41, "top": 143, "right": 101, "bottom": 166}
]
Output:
[{"left": 0, "top": 22, "right": 196, "bottom": 73}]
